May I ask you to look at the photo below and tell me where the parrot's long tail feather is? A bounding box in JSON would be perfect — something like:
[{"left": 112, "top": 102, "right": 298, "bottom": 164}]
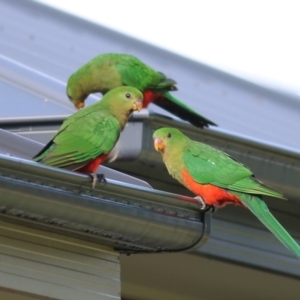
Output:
[
  {"left": 161, "top": 92, "right": 217, "bottom": 128},
  {"left": 241, "top": 195, "right": 300, "bottom": 260}
]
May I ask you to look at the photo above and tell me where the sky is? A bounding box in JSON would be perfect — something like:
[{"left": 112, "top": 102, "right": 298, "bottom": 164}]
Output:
[{"left": 37, "top": 0, "right": 300, "bottom": 96}]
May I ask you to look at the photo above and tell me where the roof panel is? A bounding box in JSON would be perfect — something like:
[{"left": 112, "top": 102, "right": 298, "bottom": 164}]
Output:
[
  {"left": 0, "top": 78, "right": 71, "bottom": 118},
  {"left": 0, "top": 0, "right": 299, "bottom": 149}
]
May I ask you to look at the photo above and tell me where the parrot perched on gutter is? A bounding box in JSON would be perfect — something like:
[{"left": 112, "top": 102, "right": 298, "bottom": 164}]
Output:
[
  {"left": 67, "top": 53, "right": 216, "bottom": 128},
  {"left": 153, "top": 127, "right": 300, "bottom": 259},
  {"left": 33, "top": 86, "right": 143, "bottom": 187}
]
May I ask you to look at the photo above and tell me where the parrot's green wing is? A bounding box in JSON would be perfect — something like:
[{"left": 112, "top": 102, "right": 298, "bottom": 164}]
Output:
[
  {"left": 115, "top": 57, "right": 175, "bottom": 91},
  {"left": 115, "top": 57, "right": 216, "bottom": 127},
  {"left": 183, "top": 142, "right": 284, "bottom": 199},
  {"left": 33, "top": 109, "right": 120, "bottom": 170}
]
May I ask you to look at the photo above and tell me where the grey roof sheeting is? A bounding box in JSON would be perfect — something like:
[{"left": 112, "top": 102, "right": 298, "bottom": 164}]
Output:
[
  {"left": 1, "top": 0, "right": 300, "bottom": 149},
  {"left": 0, "top": 129, "right": 209, "bottom": 253},
  {"left": 0, "top": 0, "right": 300, "bottom": 278}
]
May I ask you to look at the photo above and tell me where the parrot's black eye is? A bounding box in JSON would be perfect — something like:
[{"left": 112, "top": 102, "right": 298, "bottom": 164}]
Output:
[
  {"left": 125, "top": 93, "right": 131, "bottom": 99},
  {"left": 167, "top": 133, "right": 172, "bottom": 138}
]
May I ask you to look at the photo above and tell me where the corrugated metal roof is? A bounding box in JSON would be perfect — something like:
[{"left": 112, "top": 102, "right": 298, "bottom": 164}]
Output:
[{"left": 1, "top": 0, "right": 300, "bottom": 149}]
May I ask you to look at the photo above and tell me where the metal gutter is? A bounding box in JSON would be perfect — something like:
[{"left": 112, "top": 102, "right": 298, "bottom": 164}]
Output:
[{"left": 0, "top": 153, "right": 209, "bottom": 253}]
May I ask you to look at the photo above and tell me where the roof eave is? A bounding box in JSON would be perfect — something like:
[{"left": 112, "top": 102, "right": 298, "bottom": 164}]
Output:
[{"left": 0, "top": 153, "right": 209, "bottom": 254}]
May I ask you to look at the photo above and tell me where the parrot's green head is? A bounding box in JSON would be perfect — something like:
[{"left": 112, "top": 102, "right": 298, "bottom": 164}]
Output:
[
  {"left": 153, "top": 127, "right": 188, "bottom": 154},
  {"left": 66, "top": 73, "right": 88, "bottom": 109},
  {"left": 101, "top": 86, "right": 143, "bottom": 117}
]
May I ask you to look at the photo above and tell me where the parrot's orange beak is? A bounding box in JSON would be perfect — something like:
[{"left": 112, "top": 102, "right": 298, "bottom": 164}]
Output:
[
  {"left": 75, "top": 101, "right": 85, "bottom": 110},
  {"left": 154, "top": 138, "right": 165, "bottom": 152},
  {"left": 132, "top": 100, "right": 143, "bottom": 112}
]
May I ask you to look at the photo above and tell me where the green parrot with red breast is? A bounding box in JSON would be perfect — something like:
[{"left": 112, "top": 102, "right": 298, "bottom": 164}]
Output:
[
  {"left": 67, "top": 53, "right": 216, "bottom": 128},
  {"left": 33, "top": 86, "right": 143, "bottom": 186},
  {"left": 153, "top": 127, "right": 300, "bottom": 259}
]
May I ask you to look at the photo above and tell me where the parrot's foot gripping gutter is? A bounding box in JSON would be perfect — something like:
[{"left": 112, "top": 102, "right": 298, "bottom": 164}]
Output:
[
  {"left": 89, "top": 173, "right": 107, "bottom": 189},
  {"left": 194, "top": 196, "right": 217, "bottom": 214}
]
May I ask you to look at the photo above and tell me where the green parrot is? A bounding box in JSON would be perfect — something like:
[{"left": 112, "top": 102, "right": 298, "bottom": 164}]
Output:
[
  {"left": 67, "top": 53, "right": 216, "bottom": 128},
  {"left": 33, "top": 86, "right": 143, "bottom": 186},
  {"left": 153, "top": 127, "right": 300, "bottom": 259}
]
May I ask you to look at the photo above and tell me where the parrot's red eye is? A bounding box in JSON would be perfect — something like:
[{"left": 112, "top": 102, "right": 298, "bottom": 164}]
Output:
[
  {"left": 167, "top": 133, "right": 172, "bottom": 138},
  {"left": 125, "top": 93, "right": 131, "bottom": 99}
]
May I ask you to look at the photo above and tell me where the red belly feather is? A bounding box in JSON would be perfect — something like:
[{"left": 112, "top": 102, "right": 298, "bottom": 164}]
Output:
[
  {"left": 182, "top": 169, "right": 243, "bottom": 207},
  {"left": 76, "top": 154, "right": 109, "bottom": 173}
]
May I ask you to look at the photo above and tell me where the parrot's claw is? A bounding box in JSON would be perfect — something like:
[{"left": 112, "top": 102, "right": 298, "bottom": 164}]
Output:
[
  {"left": 89, "top": 173, "right": 107, "bottom": 188},
  {"left": 97, "top": 173, "right": 107, "bottom": 186},
  {"left": 206, "top": 205, "right": 218, "bottom": 214},
  {"left": 194, "top": 196, "right": 217, "bottom": 214},
  {"left": 194, "top": 196, "right": 206, "bottom": 209}
]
